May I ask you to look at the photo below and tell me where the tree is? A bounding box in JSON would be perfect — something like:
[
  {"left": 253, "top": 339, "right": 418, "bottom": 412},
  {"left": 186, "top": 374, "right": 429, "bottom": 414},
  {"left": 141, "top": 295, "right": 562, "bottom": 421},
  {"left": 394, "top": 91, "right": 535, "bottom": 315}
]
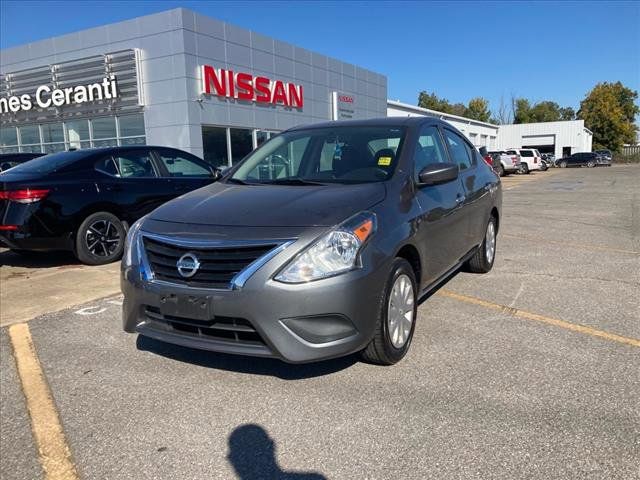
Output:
[
  {"left": 529, "top": 101, "right": 563, "bottom": 122},
  {"left": 514, "top": 98, "right": 576, "bottom": 123},
  {"left": 491, "top": 95, "right": 512, "bottom": 125},
  {"left": 418, "top": 91, "right": 452, "bottom": 112},
  {"left": 559, "top": 107, "right": 575, "bottom": 121},
  {"left": 578, "top": 82, "right": 639, "bottom": 151},
  {"left": 513, "top": 98, "right": 532, "bottom": 123},
  {"left": 465, "top": 97, "right": 491, "bottom": 122},
  {"left": 418, "top": 91, "right": 492, "bottom": 120}
]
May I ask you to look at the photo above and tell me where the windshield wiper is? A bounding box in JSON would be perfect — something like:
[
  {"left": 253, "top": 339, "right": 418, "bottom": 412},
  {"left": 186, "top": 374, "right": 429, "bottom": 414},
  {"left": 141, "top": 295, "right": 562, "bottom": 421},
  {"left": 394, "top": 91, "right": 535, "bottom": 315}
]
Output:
[{"left": 261, "top": 177, "right": 327, "bottom": 186}]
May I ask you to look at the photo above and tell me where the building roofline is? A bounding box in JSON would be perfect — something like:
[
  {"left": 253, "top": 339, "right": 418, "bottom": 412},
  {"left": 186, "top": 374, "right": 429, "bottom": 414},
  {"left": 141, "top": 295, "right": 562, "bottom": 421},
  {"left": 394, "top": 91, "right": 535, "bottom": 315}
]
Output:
[{"left": 387, "top": 99, "right": 498, "bottom": 129}]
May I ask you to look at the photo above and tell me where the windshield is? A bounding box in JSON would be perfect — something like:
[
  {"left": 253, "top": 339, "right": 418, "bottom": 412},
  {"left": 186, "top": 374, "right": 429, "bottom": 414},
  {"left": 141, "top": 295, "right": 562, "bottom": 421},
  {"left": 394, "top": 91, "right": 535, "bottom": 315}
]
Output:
[
  {"left": 230, "top": 125, "right": 406, "bottom": 184},
  {"left": 1, "top": 150, "right": 92, "bottom": 174}
]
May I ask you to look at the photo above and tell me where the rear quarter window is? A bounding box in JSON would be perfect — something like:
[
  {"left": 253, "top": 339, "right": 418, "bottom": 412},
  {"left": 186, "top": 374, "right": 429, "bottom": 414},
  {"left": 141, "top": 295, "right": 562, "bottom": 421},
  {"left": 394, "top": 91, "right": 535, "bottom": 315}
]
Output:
[{"left": 520, "top": 150, "right": 533, "bottom": 157}]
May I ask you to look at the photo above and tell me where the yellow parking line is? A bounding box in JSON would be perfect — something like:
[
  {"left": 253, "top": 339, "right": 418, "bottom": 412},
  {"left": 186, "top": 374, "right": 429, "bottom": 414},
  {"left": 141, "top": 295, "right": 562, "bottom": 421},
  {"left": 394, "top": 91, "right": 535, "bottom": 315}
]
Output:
[
  {"left": 437, "top": 289, "right": 640, "bottom": 348},
  {"left": 8, "top": 323, "right": 79, "bottom": 480},
  {"left": 501, "top": 233, "right": 639, "bottom": 255}
]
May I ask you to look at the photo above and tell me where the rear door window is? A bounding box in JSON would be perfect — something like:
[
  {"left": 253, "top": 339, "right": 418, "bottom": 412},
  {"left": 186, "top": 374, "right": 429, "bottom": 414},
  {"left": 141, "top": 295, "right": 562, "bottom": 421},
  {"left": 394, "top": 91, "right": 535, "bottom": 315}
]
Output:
[
  {"left": 95, "top": 157, "right": 120, "bottom": 176},
  {"left": 156, "top": 150, "right": 211, "bottom": 177},
  {"left": 443, "top": 129, "right": 472, "bottom": 170},
  {"left": 413, "top": 126, "right": 448, "bottom": 176},
  {"left": 113, "top": 150, "right": 157, "bottom": 178}
]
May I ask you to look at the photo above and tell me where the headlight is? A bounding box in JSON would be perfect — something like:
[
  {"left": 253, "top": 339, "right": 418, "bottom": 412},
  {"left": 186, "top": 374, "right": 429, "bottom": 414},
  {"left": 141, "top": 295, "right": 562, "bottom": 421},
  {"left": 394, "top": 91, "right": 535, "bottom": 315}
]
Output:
[
  {"left": 275, "top": 212, "right": 376, "bottom": 283},
  {"left": 122, "top": 216, "right": 145, "bottom": 268}
]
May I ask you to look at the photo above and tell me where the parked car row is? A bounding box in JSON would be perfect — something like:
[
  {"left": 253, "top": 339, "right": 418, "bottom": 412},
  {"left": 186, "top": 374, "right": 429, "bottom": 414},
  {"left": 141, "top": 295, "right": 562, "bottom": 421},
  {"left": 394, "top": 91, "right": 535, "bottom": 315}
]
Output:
[{"left": 2, "top": 117, "right": 503, "bottom": 365}]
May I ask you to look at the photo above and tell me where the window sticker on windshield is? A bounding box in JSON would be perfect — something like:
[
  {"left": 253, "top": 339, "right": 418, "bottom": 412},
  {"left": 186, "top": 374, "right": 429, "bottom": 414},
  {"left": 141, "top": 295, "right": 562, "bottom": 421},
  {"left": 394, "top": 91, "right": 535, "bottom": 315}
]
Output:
[{"left": 378, "top": 156, "right": 392, "bottom": 166}]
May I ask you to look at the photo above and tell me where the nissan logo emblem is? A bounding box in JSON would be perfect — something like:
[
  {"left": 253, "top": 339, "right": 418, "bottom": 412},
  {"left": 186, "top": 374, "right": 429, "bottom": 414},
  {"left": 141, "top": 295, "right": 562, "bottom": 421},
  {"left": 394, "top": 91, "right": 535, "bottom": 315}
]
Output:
[{"left": 176, "top": 253, "right": 200, "bottom": 278}]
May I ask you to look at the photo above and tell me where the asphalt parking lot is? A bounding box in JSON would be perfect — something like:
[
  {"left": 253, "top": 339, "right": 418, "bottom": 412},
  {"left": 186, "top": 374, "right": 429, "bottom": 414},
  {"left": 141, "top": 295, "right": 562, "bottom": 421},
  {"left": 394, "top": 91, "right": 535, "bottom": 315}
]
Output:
[{"left": 1, "top": 165, "right": 639, "bottom": 480}]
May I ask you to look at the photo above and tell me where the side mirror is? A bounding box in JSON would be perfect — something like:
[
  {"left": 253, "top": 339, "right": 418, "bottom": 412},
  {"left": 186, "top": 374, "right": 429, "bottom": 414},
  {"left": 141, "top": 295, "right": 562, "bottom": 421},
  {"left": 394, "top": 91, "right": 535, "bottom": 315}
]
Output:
[
  {"left": 210, "top": 165, "right": 230, "bottom": 180},
  {"left": 417, "top": 162, "right": 459, "bottom": 186}
]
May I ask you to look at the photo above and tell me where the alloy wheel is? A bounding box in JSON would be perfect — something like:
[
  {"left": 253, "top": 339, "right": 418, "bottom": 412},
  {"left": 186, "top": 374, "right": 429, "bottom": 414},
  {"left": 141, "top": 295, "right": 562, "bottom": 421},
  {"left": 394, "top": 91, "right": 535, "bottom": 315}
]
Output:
[
  {"left": 387, "top": 274, "right": 415, "bottom": 348},
  {"left": 85, "top": 219, "right": 121, "bottom": 257},
  {"left": 485, "top": 220, "right": 496, "bottom": 264}
]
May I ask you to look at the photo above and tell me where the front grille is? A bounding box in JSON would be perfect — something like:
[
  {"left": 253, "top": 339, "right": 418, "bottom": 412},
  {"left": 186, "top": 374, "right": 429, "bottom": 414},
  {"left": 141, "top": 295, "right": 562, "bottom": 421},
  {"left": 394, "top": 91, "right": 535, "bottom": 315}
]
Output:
[
  {"left": 144, "top": 306, "right": 266, "bottom": 346},
  {"left": 142, "top": 237, "right": 278, "bottom": 289}
]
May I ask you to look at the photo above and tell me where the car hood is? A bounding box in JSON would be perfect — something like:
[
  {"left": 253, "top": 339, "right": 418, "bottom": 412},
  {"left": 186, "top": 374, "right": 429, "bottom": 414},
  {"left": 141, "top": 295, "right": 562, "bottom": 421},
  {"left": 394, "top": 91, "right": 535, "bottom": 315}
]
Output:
[{"left": 149, "top": 181, "right": 386, "bottom": 227}]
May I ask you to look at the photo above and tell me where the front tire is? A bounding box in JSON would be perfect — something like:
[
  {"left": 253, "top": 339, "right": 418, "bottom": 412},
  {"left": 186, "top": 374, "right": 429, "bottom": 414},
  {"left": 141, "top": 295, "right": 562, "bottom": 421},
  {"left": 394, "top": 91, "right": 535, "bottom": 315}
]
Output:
[
  {"left": 559, "top": 161, "right": 567, "bottom": 168},
  {"left": 75, "top": 212, "right": 125, "bottom": 265},
  {"left": 587, "top": 160, "right": 595, "bottom": 168},
  {"left": 361, "top": 258, "right": 417, "bottom": 365},
  {"left": 466, "top": 216, "right": 497, "bottom": 274}
]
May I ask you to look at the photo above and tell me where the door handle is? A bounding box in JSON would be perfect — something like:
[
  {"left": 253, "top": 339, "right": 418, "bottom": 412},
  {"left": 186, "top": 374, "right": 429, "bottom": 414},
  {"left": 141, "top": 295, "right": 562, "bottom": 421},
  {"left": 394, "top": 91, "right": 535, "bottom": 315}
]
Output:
[{"left": 456, "top": 195, "right": 466, "bottom": 204}]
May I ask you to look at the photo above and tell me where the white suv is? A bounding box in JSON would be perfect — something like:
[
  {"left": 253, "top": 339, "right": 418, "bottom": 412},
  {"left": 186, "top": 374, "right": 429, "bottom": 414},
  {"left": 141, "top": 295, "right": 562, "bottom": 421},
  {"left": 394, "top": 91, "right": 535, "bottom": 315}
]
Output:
[
  {"left": 506, "top": 148, "right": 543, "bottom": 174},
  {"left": 489, "top": 151, "right": 521, "bottom": 176}
]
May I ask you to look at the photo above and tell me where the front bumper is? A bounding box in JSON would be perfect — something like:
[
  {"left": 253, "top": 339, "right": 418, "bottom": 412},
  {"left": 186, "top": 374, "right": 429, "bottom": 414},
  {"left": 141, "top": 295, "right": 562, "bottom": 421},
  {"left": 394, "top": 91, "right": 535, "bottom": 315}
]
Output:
[{"left": 122, "top": 233, "right": 390, "bottom": 363}]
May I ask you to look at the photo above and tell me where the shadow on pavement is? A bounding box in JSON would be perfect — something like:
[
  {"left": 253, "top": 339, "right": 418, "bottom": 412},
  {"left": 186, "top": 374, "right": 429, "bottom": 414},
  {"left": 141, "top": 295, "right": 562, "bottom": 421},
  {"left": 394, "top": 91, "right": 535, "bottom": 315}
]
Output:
[
  {"left": 136, "top": 335, "right": 358, "bottom": 380},
  {"left": 0, "top": 249, "right": 79, "bottom": 268},
  {"left": 227, "top": 424, "right": 327, "bottom": 479}
]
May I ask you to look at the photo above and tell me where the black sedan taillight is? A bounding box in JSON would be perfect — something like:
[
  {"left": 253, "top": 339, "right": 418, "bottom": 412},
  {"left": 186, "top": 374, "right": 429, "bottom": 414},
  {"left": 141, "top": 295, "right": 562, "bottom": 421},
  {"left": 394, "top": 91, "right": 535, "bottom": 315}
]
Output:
[{"left": 0, "top": 188, "right": 50, "bottom": 204}]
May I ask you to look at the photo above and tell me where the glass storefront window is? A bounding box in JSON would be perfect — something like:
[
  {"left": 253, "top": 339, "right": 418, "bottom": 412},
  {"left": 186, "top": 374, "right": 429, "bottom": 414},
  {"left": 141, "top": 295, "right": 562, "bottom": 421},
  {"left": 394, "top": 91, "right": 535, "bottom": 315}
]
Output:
[
  {"left": 65, "top": 120, "right": 89, "bottom": 149},
  {"left": 202, "top": 127, "right": 228, "bottom": 168},
  {"left": 256, "top": 130, "right": 270, "bottom": 147},
  {"left": 20, "top": 144, "right": 43, "bottom": 153},
  {"left": 92, "top": 117, "right": 117, "bottom": 139},
  {"left": 118, "top": 114, "right": 145, "bottom": 137},
  {"left": 5, "top": 115, "right": 145, "bottom": 152},
  {"left": 1, "top": 126, "right": 18, "bottom": 147},
  {"left": 229, "top": 128, "right": 253, "bottom": 165},
  {"left": 119, "top": 137, "right": 145, "bottom": 146},
  {"left": 93, "top": 139, "right": 119, "bottom": 148},
  {"left": 19, "top": 125, "right": 41, "bottom": 145},
  {"left": 43, "top": 143, "right": 66, "bottom": 154},
  {"left": 42, "top": 123, "right": 64, "bottom": 143}
]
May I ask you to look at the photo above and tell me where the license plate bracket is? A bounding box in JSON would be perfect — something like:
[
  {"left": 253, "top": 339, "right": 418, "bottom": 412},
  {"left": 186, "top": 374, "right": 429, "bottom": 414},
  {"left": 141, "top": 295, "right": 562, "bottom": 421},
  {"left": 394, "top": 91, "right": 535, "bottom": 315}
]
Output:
[{"left": 159, "top": 293, "right": 213, "bottom": 321}]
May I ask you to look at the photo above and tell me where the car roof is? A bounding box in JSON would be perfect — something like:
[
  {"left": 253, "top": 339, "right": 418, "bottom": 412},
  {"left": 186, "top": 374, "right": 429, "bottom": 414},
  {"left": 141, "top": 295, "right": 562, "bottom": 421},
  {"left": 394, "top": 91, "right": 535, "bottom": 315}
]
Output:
[
  {"left": 285, "top": 116, "right": 447, "bottom": 132},
  {"left": 44, "top": 145, "right": 187, "bottom": 157}
]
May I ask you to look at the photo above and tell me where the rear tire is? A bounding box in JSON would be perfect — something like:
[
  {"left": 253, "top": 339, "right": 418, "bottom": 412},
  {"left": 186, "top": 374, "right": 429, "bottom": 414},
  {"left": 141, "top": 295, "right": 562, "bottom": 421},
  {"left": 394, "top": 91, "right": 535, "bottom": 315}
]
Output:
[
  {"left": 587, "top": 160, "right": 595, "bottom": 168},
  {"left": 496, "top": 164, "right": 505, "bottom": 177},
  {"left": 466, "top": 216, "right": 497, "bottom": 274},
  {"left": 361, "top": 258, "right": 417, "bottom": 365},
  {"left": 559, "top": 161, "right": 567, "bottom": 168},
  {"left": 75, "top": 212, "right": 125, "bottom": 265},
  {"left": 520, "top": 163, "right": 530, "bottom": 174}
]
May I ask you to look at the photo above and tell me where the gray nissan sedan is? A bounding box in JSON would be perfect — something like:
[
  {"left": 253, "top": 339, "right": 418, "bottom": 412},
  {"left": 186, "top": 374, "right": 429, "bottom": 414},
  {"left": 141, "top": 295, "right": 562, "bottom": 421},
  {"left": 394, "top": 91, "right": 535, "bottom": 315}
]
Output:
[{"left": 122, "top": 117, "right": 501, "bottom": 365}]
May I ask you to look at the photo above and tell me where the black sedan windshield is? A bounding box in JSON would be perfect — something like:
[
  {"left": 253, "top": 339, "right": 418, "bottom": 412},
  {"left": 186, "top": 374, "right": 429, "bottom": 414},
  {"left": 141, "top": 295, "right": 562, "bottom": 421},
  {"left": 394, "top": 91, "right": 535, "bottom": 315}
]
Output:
[{"left": 230, "top": 126, "right": 405, "bottom": 184}]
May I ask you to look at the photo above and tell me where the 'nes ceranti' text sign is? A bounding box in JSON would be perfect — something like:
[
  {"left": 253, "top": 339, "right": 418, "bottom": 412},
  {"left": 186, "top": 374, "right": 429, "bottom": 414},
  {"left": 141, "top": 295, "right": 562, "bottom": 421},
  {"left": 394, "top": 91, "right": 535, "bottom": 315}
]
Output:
[
  {"left": 201, "top": 65, "right": 303, "bottom": 109},
  {"left": 0, "top": 76, "right": 118, "bottom": 114}
]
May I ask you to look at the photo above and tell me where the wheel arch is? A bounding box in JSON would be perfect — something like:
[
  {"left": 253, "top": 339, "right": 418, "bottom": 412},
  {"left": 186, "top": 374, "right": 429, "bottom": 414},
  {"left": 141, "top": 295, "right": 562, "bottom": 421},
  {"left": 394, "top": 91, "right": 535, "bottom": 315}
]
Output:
[{"left": 395, "top": 243, "right": 422, "bottom": 286}]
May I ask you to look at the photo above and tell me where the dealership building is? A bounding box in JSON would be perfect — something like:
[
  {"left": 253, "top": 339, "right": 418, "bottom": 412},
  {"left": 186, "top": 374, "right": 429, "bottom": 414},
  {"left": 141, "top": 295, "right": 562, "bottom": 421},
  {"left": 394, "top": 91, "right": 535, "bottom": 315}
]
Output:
[
  {"left": 1, "top": 8, "right": 592, "bottom": 165},
  {"left": 0, "top": 8, "right": 387, "bottom": 167}
]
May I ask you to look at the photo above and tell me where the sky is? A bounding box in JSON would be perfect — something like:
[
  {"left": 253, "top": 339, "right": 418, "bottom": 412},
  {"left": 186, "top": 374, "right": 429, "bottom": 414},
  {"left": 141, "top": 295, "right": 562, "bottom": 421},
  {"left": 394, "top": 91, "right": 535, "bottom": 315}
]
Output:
[{"left": 1, "top": 0, "right": 639, "bottom": 117}]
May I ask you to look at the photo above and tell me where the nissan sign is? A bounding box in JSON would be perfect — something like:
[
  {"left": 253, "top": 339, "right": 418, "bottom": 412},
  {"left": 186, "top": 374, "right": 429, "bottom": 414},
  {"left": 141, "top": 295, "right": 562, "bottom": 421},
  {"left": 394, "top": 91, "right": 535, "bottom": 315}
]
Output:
[{"left": 201, "top": 65, "right": 303, "bottom": 109}]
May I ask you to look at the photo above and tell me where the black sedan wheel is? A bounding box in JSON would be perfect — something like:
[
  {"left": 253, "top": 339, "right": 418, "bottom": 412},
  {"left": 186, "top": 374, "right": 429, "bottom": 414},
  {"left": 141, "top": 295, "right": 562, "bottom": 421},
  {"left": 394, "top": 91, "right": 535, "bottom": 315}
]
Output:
[
  {"left": 75, "top": 212, "right": 125, "bottom": 265},
  {"left": 587, "top": 160, "right": 596, "bottom": 168},
  {"left": 559, "top": 161, "right": 568, "bottom": 168}
]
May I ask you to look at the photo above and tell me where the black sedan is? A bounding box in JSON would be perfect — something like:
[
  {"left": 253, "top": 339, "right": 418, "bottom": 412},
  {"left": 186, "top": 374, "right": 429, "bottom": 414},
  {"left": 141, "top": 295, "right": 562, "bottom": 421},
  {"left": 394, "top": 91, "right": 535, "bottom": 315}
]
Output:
[
  {"left": 0, "top": 146, "right": 220, "bottom": 264},
  {"left": 555, "top": 152, "right": 611, "bottom": 168},
  {"left": 0, "top": 152, "right": 45, "bottom": 172}
]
